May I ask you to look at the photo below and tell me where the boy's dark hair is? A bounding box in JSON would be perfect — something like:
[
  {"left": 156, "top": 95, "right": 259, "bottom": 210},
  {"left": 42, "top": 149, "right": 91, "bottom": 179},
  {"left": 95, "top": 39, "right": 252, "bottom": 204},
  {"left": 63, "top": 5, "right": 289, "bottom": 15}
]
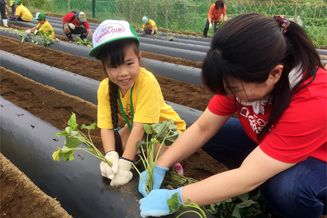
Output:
[
  {"left": 98, "top": 39, "right": 140, "bottom": 156},
  {"left": 215, "top": 0, "right": 224, "bottom": 9},
  {"left": 201, "top": 13, "right": 323, "bottom": 140}
]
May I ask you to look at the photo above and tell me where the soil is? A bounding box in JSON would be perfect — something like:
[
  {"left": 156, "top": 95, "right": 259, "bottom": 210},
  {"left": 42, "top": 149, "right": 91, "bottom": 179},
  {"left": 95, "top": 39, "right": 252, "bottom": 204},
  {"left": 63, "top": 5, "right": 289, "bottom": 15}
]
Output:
[{"left": 1, "top": 26, "right": 326, "bottom": 218}]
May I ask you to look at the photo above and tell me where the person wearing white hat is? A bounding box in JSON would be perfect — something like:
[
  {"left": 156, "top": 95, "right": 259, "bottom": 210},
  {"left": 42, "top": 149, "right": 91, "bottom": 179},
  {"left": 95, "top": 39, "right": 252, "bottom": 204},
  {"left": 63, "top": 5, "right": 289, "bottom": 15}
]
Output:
[
  {"left": 89, "top": 20, "right": 186, "bottom": 187},
  {"left": 62, "top": 11, "right": 93, "bottom": 42},
  {"left": 140, "top": 15, "right": 157, "bottom": 35}
]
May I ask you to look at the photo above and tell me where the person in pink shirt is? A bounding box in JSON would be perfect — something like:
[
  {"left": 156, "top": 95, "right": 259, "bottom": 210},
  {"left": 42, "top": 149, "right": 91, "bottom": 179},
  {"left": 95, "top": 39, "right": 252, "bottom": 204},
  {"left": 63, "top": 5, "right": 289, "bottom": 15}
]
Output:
[
  {"left": 62, "top": 11, "right": 93, "bottom": 42},
  {"left": 139, "top": 13, "right": 327, "bottom": 218}
]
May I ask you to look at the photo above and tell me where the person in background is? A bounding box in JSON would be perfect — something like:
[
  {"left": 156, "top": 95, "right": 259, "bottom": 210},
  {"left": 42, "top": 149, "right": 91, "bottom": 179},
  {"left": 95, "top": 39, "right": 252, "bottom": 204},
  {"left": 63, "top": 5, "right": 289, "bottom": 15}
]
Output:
[
  {"left": 0, "top": 0, "right": 10, "bottom": 27},
  {"left": 62, "top": 11, "right": 93, "bottom": 42},
  {"left": 9, "top": 0, "right": 15, "bottom": 15},
  {"left": 141, "top": 15, "right": 157, "bottom": 35},
  {"left": 203, "top": 0, "right": 227, "bottom": 37},
  {"left": 9, "top": 0, "right": 32, "bottom": 22},
  {"left": 139, "top": 13, "right": 326, "bottom": 218},
  {"left": 25, "top": 12, "right": 55, "bottom": 39},
  {"left": 88, "top": 19, "right": 186, "bottom": 187}
]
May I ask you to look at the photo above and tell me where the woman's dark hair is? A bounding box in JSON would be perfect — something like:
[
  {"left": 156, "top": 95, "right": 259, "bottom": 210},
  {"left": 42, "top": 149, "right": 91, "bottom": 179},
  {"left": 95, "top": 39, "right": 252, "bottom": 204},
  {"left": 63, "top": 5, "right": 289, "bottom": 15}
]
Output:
[
  {"left": 215, "top": 0, "right": 224, "bottom": 9},
  {"left": 202, "top": 13, "right": 323, "bottom": 140},
  {"left": 98, "top": 39, "right": 140, "bottom": 156}
]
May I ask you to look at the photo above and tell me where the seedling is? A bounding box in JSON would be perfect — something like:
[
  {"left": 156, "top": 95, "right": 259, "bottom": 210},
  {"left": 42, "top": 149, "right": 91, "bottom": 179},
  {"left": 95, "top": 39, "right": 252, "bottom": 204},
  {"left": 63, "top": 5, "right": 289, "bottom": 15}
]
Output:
[
  {"left": 168, "top": 193, "right": 206, "bottom": 218},
  {"left": 73, "top": 37, "right": 93, "bottom": 47},
  {"left": 52, "top": 112, "right": 112, "bottom": 167},
  {"left": 134, "top": 119, "right": 179, "bottom": 194}
]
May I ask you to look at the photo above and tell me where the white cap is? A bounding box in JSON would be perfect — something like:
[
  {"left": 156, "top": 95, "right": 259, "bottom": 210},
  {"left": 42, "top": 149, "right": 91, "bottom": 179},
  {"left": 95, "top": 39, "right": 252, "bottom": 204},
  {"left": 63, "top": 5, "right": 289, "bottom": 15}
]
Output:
[{"left": 88, "top": 20, "right": 139, "bottom": 58}]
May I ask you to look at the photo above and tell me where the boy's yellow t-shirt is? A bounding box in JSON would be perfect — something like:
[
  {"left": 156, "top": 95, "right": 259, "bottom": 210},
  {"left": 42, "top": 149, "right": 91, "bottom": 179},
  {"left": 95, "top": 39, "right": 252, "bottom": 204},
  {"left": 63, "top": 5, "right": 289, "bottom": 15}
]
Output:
[
  {"left": 142, "top": 19, "right": 158, "bottom": 30},
  {"left": 97, "top": 67, "right": 186, "bottom": 134},
  {"left": 15, "top": 5, "right": 33, "bottom": 21},
  {"left": 37, "top": 20, "right": 55, "bottom": 38}
]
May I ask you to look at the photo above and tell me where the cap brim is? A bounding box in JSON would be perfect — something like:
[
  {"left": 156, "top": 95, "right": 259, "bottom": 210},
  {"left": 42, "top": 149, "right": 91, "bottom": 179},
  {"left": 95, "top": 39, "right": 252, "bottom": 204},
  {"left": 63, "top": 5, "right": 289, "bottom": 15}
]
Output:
[
  {"left": 143, "top": 21, "right": 148, "bottom": 24},
  {"left": 88, "top": 36, "right": 139, "bottom": 59},
  {"left": 79, "top": 18, "right": 87, "bottom": 22}
]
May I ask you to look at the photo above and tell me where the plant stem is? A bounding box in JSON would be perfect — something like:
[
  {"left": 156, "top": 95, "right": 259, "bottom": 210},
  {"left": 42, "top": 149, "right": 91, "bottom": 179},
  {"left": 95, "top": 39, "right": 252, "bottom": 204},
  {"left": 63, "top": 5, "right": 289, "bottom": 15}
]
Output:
[{"left": 132, "top": 163, "right": 149, "bottom": 194}]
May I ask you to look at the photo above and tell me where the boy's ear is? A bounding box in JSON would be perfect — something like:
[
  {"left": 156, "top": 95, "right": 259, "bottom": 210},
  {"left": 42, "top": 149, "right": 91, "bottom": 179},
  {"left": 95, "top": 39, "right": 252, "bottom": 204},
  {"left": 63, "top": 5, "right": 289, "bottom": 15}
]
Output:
[
  {"left": 138, "top": 52, "right": 142, "bottom": 61},
  {"left": 99, "top": 60, "right": 103, "bottom": 67}
]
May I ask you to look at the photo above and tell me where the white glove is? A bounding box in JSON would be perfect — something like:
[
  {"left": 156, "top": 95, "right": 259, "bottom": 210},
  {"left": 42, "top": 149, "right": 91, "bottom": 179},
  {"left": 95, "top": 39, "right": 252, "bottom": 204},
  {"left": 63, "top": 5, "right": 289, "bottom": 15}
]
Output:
[
  {"left": 110, "top": 158, "right": 133, "bottom": 186},
  {"left": 34, "top": 29, "right": 38, "bottom": 34},
  {"left": 100, "top": 151, "right": 119, "bottom": 179},
  {"left": 68, "top": 23, "right": 75, "bottom": 30},
  {"left": 25, "top": 29, "right": 31, "bottom": 34},
  {"left": 209, "top": 23, "right": 212, "bottom": 29}
]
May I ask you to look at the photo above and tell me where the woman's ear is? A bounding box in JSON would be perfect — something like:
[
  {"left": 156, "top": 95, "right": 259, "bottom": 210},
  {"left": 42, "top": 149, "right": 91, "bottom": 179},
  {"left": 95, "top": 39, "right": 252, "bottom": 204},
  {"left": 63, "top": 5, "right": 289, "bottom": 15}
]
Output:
[{"left": 267, "top": 64, "right": 283, "bottom": 85}]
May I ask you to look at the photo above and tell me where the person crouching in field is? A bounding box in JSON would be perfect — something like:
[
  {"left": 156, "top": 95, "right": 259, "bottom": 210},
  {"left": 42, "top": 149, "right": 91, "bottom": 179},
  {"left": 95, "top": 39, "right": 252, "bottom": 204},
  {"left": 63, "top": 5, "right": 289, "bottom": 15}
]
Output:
[
  {"left": 9, "top": 0, "right": 32, "bottom": 22},
  {"left": 62, "top": 11, "right": 93, "bottom": 42},
  {"left": 88, "top": 19, "right": 186, "bottom": 187},
  {"left": 24, "top": 12, "right": 55, "bottom": 39},
  {"left": 140, "top": 15, "right": 158, "bottom": 35}
]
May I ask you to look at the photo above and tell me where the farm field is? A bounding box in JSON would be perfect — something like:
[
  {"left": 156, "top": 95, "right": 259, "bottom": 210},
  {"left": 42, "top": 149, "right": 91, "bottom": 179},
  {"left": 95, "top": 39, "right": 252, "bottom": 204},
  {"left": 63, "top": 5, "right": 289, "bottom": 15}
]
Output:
[
  {"left": 1, "top": 24, "right": 326, "bottom": 217},
  {"left": 0, "top": 32, "right": 226, "bottom": 217}
]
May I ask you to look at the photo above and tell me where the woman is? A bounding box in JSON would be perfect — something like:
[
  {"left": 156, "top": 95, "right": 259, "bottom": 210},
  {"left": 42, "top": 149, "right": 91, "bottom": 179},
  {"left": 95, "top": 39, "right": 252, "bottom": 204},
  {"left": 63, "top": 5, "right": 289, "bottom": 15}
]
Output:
[{"left": 139, "top": 13, "right": 326, "bottom": 218}]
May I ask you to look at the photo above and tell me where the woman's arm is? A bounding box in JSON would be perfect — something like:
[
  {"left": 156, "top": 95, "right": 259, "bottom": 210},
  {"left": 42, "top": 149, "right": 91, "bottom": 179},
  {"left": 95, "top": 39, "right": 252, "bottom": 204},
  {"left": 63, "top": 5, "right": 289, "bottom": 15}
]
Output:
[
  {"left": 122, "top": 122, "right": 145, "bottom": 160},
  {"left": 100, "top": 128, "right": 115, "bottom": 153},
  {"left": 156, "top": 108, "right": 231, "bottom": 168},
  {"left": 181, "top": 146, "right": 296, "bottom": 206}
]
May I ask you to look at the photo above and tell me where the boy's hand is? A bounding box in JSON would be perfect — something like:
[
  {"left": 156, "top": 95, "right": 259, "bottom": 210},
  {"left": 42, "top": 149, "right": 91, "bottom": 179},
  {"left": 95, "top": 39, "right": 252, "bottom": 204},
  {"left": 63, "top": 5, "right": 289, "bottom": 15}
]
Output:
[{"left": 110, "top": 158, "right": 133, "bottom": 186}]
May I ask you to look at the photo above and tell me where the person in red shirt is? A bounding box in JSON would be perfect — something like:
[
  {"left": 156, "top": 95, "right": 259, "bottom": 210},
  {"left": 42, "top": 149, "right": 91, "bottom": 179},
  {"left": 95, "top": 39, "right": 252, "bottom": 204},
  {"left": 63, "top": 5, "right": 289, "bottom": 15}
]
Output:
[
  {"left": 138, "top": 14, "right": 327, "bottom": 218},
  {"left": 203, "top": 0, "right": 227, "bottom": 37},
  {"left": 62, "top": 11, "right": 93, "bottom": 42}
]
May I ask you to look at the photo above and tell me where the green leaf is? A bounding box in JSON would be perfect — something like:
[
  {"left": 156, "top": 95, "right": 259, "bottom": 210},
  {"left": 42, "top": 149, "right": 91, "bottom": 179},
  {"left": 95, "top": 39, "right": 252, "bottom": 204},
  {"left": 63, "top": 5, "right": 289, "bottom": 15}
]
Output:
[
  {"left": 142, "top": 123, "right": 152, "bottom": 134},
  {"left": 61, "top": 146, "right": 73, "bottom": 153},
  {"left": 21, "top": 37, "right": 25, "bottom": 43},
  {"left": 151, "top": 120, "right": 169, "bottom": 137},
  {"left": 56, "top": 129, "right": 68, "bottom": 137},
  {"left": 81, "top": 122, "right": 96, "bottom": 130},
  {"left": 62, "top": 149, "right": 75, "bottom": 162},
  {"left": 150, "top": 138, "right": 159, "bottom": 144},
  {"left": 68, "top": 112, "right": 77, "bottom": 127},
  {"left": 237, "top": 192, "right": 249, "bottom": 202},
  {"left": 64, "top": 135, "right": 82, "bottom": 148},
  {"left": 167, "top": 193, "right": 180, "bottom": 213},
  {"left": 232, "top": 199, "right": 256, "bottom": 218}
]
